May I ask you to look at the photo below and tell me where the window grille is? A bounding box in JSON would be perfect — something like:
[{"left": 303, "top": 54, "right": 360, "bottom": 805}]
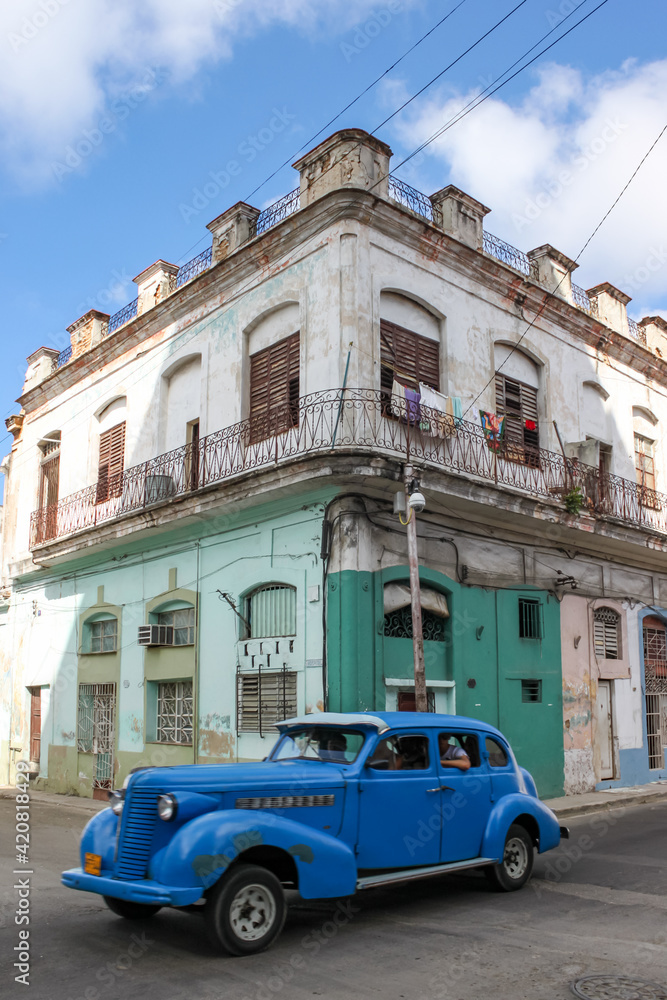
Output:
[
  {"left": 380, "top": 320, "right": 440, "bottom": 404},
  {"left": 237, "top": 670, "right": 297, "bottom": 734},
  {"left": 96, "top": 421, "right": 125, "bottom": 503},
  {"left": 521, "top": 679, "right": 542, "bottom": 703},
  {"left": 77, "top": 683, "right": 116, "bottom": 789},
  {"left": 495, "top": 373, "right": 539, "bottom": 466},
  {"left": 245, "top": 585, "right": 296, "bottom": 639},
  {"left": 593, "top": 608, "right": 620, "bottom": 660},
  {"left": 643, "top": 619, "right": 667, "bottom": 769},
  {"left": 88, "top": 618, "right": 118, "bottom": 653},
  {"left": 249, "top": 332, "right": 300, "bottom": 444},
  {"left": 157, "top": 607, "right": 195, "bottom": 645},
  {"left": 397, "top": 690, "right": 436, "bottom": 712},
  {"left": 156, "top": 681, "right": 193, "bottom": 744},
  {"left": 518, "top": 599, "right": 543, "bottom": 639},
  {"left": 383, "top": 606, "right": 446, "bottom": 641}
]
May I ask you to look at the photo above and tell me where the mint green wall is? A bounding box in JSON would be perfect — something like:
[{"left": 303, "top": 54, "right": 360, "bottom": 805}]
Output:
[{"left": 326, "top": 567, "right": 564, "bottom": 798}]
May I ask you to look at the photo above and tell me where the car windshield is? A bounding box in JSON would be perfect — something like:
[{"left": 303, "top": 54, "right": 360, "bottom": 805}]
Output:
[{"left": 269, "top": 727, "right": 366, "bottom": 764}]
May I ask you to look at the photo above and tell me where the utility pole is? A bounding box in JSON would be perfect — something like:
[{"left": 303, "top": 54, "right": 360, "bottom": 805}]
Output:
[{"left": 404, "top": 464, "right": 427, "bottom": 712}]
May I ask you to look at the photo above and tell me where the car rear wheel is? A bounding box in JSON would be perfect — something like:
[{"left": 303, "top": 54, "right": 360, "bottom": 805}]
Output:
[
  {"left": 205, "top": 864, "right": 287, "bottom": 956},
  {"left": 103, "top": 896, "right": 162, "bottom": 919},
  {"left": 484, "top": 823, "right": 534, "bottom": 891}
]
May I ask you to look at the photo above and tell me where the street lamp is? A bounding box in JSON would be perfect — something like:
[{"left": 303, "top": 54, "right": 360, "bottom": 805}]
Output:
[{"left": 398, "top": 465, "right": 428, "bottom": 713}]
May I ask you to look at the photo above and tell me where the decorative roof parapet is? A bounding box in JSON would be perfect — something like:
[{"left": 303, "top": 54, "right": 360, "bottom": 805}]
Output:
[
  {"left": 66, "top": 309, "right": 110, "bottom": 359},
  {"left": 430, "top": 185, "right": 491, "bottom": 252},
  {"left": 528, "top": 245, "right": 578, "bottom": 304},
  {"left": 293, "top": 129, "right": 392, "bottom": 209},
  {"left": 133, "top": 260, "right": 180, "bottom": 316},
  {"left": 639, "top": 316, "right": 667, "bottom": 355},
  {"left": 206, "top": 202, "right": 261, "bottom": 262},
  {"left": 587, "top": 282, "right": 632, "bottom": 338},
  {"left": 23, "top": 347, "right": 60, "bottom": 393}
]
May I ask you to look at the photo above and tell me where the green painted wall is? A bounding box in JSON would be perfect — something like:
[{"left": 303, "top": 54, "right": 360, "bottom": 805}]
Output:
[{"left": 326, "top": 566, "right": 564, "bottom": 798}]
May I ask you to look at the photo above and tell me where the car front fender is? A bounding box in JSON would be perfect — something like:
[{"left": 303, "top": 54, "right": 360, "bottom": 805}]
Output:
[
  {"left": 482, "top": 794, "right": 562, "bottom": 858},
  {"left": 150, "top": 809, "right": 358, "bottom": 899},
  {"left": 79, "top": 808, "right": 118, "bottom": 870}
]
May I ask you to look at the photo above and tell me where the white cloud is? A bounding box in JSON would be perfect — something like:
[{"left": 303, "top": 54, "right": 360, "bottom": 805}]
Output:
[
  {"left": 0, "top": 0, "right": 388, "bottom": 185},
  {"left": 392, "top": 59, "right": 667, "bottom": 315}
]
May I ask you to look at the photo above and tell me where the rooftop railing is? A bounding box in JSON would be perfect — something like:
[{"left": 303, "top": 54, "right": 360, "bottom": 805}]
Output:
[
  {"left": 571, "top": 282, "right": 597, "bottom": 315},
  {"left": 483, "top": 232, "right": 533, "bottom": 277},
  {"left": 53, "top": 346, "right": 72, "bottom": 370},
  {"left": 628, "top": 317, "right": 647, "bottom": 345},
  {"left": 30, "top": 387, "right": 667, "bottom": 548},
  {"left": 388, "top": 175, "right": 435, "bottom": 222},
  {"left": 176, "top": 246, "right": 213, "bottom": 289},
  {"left": 254, "top": 187, "right": 301, "bottom": 236},
  {"left": 106, "top": 297, "right": 138, "bottom": 336}
]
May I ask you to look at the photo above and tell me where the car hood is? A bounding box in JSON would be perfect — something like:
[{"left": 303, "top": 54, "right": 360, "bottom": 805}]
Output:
[{"left": 127, "top": 759, "right": 349, "bottom": 795}]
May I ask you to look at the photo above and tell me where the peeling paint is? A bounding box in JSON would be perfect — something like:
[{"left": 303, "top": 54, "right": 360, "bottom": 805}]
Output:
[{"left": 199, "top": 728, "right": 235, "bottom": 759}]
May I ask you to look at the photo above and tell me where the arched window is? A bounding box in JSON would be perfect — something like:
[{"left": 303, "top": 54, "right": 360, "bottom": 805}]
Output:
[
  {"left": 96, "top": 398, "right": 126, "bottom": 504},
  {"left": 494, "top": 346, "right": 540, "bottom": 467},
  {"left": 593, "top": 607, "right": 620, "bottom": 660},
  {"left": 383, "top": 583, "right": 449, "bottom": 642},
  {"left": 243, "top": 585, "right": 296, "bottom": 639},
  {"left": 82, "top": 612, "right": 118, "bottom": 654}
]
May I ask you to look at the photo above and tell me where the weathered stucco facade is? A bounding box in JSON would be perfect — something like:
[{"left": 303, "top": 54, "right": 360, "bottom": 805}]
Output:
[{"left": 2, "top": 129, "right": 667, "bottom": 798}]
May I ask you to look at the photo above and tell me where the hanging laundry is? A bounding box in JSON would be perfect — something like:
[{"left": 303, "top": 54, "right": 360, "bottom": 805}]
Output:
[
  {"left": 391, "top": 379, "right": 407, "bottom": 419},
  {"left": 479, "top": 411, "right": 505, "bottom": 451},
  {"left": 451, "top": 396, "right": 463, "bottom": 427},
  {"left": 404, "top": 386, "right": 421, "bottom": 424},
  {"left": 419, "top": 383, "right": 455, "bottom": 438}
]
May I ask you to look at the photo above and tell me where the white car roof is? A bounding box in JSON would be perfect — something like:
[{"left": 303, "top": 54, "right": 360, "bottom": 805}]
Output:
[{"left": 276, "top": 712, "right": 390, "bottom": 733}]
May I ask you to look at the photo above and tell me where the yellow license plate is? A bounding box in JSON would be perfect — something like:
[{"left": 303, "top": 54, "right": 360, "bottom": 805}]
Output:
[{"left": 84, "top": 853, "right": 102, "bottom": 876}]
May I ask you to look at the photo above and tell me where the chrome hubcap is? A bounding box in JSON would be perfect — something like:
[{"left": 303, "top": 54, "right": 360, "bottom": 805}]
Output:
[
  {"left": 503, "top": 837, "right": 529, "bottom": 879},
  {"left": 229, "top": 884, "right": 277, "bottom": 942}
]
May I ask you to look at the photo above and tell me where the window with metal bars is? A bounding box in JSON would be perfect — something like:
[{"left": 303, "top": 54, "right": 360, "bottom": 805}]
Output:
[
  {"left": 380, "top": 319, "right": 440, "bottom": 407},
  {"left": 243, "top": 585, "right": 296, "bottom": 639},
  {"left": 237, "top": 670, "right": 297, "bottom": 734},
  {"left": 96, "top": 421, "right": 125, "bottom": 503},
  {"left": 156, "top": 607, "right": 195, "bottom": 645},
  {"left": 643, "top": 619, "right": 667, "bottom": 681},
  {"left": 518, "top": 598, "right": 543, "bottom": 639},
  {"left": 521, "top": 679, "right": 542, "bottom": 703},
  {"left": 77, "top": 683, "right": 116, "bottom": 754},
  {"left": 249, "top": 333, "right": 300, "bottom": 444},
  {"left": 156, "top": 681, "right": 193, "bottom": 744},
  {"left": 593, "top": 608, "right": 621, "bottom": 660},
  {"left": 495, "top": 373, "right": 539, "bottom": 466}
]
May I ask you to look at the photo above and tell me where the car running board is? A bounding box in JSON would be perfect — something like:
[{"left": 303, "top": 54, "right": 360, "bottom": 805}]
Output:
[{"left": 356, "top": 858, "right": 497, "bottom": 891}]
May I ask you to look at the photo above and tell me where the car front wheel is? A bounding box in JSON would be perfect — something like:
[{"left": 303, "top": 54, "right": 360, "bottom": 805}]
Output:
[
  {"left": 484, "top": 823, "right": 534, "bottom": 891},
  {"left": 205, "top": 864, "right": 287, "bottom": 956},
  {"left": 103, "top": 896, "right": 162, "bottom": 919}
]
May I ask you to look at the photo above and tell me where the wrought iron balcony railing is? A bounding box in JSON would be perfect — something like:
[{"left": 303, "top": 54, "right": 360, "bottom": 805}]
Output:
[
  {"left": 106, "top": 297, "right": 139, "bottom": 336},
  {"left": 388, "top": 175, "right": 435, "bottom": 222},
  {"left": 254, "top": 188, "right": 301, "bottom": 236},
  {"left": 176, "top": 247, "right": 213, "bottom": 288},
  {"left": 53, "top": 345, "right": 72, "bottom": 370},
  {"left": 483, "top": 232, "right": 533, "bottom": 277},
  {"left": 30, "top": 388, "right": 667, "bottom": 548}
]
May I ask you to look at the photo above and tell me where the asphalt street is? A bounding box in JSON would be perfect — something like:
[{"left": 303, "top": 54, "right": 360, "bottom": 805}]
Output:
[{"left": 1, "top": 798, "right": 666, "bottom": 1000}]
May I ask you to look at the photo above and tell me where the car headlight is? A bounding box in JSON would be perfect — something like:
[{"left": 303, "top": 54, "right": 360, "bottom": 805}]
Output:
[
  {"left": 157, "top": 793, "right": 178, "bottom": 822},
  {"left": 108, "top": 789, "right": 125, "bottom": 816}
]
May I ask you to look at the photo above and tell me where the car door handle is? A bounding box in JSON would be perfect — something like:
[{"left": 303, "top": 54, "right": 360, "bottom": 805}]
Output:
[{"left": 426, "top": 785, "right": 454, "bottom": 793}]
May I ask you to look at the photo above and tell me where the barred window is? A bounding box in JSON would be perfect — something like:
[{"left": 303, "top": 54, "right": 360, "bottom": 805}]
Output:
[
  {"left": 157, "top": 607, "right": 195, "bottom": 645},
  {"left": 495, "top": 373, "right": 539, "bottom": 466},
  {"left": 77, "top": 683, "right": 115, "bottom": 754},
  {"left": 156, "top": 681, "right": 193, "bottom": 744},
  {"left": 380, "top": 319, "right": 440, "bottom": 399},
  {"left": 249, "top": 333, "right": 300, "bottom": 444},
  {"left": 244, "top": 585, "right": 296, "bottom": 639},
  {"left": 593, "top": 608, "right": 621, "bottom": 660},
  {"left": 237, "top": 670, "right": 297, "bottom": 734},
  {"left": 518, "top": 598, "right": 543, "bottom": 639}
]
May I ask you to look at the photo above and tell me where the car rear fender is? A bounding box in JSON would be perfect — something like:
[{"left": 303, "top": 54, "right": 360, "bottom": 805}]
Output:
[
  {"left": 482, "top": 794, "right": 562, "bottom": 857},
  {"left": 149, "top": 808, "right": 358, "bottom": 899}
]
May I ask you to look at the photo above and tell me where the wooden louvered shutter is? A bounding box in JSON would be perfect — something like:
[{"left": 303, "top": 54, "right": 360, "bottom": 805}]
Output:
[
  {"left": 237, "top": 671, "right": 297, "bottom": 733},
  {"left": 594, "top": 608, "right": 620, "bottom": 659},
  {"left": 96, "top": 422, "right": 125, "bottom": 502},
  {"left": 495, "top": 374, "right": 539, "bottom": 466},
  {"left": 249, "top": 333, "right": 300, "bottom": 443},
  {"left": 380, "top": 320, "right": 440, "bottom": 406}
]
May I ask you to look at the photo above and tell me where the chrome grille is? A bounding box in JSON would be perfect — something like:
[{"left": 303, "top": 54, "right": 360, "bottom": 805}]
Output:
[{"left": 114, "top": 788, "right": 160, "bottom": 880}]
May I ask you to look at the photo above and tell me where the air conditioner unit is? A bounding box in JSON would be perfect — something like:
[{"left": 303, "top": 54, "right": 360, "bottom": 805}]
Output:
[
  {"left": 144, "top": 475, "right": 176, "bottom": 505},
  {"left": 138, "top": 624, "right": 174, "bottom": 646}
]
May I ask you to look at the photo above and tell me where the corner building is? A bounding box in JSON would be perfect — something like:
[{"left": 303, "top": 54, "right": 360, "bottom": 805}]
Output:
[{"left": 2, "top": 130, "right": 667, "bottom": 801}]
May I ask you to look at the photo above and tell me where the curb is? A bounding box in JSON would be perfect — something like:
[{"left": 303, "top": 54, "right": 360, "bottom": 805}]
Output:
[
  {"left": 544, "top": 789, "right": 667, "bottom": 821},
  {"left": 0, "top": 787, "right": 106, "bottom": 815}
]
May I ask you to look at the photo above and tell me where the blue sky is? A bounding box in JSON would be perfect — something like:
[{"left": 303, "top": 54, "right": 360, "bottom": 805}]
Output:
[{"left": 1, "top": 0, "right": 666, "bottom": 455}]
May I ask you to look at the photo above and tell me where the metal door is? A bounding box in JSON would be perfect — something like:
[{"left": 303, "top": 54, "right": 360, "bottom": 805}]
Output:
[{"left": 598, "top": 680, "right": 614, "bottom": 779}]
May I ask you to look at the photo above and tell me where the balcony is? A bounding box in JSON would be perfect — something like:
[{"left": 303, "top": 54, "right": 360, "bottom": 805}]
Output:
[{"left": 30, "top": 389, "right": 667, "bottom": 549}]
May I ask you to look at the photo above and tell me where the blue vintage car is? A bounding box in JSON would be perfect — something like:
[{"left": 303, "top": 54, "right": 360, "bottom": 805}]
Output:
[{"left": 62, "top": 712, "right": 567, "bottom": 955}]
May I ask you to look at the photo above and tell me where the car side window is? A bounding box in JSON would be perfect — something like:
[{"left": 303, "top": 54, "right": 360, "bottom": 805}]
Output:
[
  {"left": 486, "top": 736, "right": 509, "bottom": 767},
  {"left": 367, "top": 734, "right": 430, "bottom": 771},
  {"left": 438, "top": 732, "right": 480, "bottom": 768}
]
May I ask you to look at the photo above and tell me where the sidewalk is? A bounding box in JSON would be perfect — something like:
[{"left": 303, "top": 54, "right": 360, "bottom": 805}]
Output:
[{"left": 2, "top": 780, "right": 667, "bottom": 819}]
